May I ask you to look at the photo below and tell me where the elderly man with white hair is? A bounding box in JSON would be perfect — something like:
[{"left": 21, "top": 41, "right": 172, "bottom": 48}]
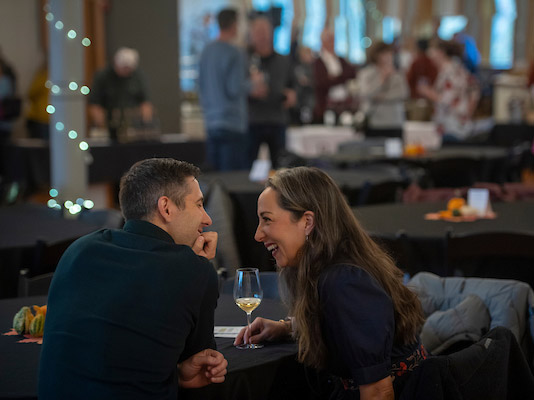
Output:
[{"left": 88, "top": 47, "right": 154, "bottom": 141}]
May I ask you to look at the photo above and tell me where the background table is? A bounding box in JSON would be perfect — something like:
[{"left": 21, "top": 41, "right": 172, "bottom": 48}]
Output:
[
  {"left": 354, "top": 201, "right": 534, "bottom": 276},
  {"left": 0, "top": 294, "right": 309, "bottom": 400},
  {"left": 1, "top": 137, "right": 206, "bottom": 192},
  {"left": 0, "top": 204, "right": 99, "bottom": 298}
]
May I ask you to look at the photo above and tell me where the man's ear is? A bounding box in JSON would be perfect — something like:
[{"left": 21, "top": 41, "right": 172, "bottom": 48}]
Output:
[
  {"left": 303, "top": 211, "right": 315, "bottom": 235},
  {"left": 156, "top": 196, "right": 174, "bottom": 223}
]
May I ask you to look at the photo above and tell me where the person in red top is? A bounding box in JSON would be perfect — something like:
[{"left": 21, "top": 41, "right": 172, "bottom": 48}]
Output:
[
  {"left": 406, "top": 39, "right": 438, "bottom": 99},
  {"left": 312, "top": 29, "right": 356, "bottom": 123}
]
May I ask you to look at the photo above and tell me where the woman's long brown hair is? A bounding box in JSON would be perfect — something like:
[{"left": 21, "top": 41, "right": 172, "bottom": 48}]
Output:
[{"left": 267, "top": 167, "right": 424, "bottom": 369}]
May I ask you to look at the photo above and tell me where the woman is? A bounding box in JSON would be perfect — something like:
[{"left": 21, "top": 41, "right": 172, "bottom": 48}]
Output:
[
  {"left": 417, "top": 39, "right": 479, "bottom": 143},
  {"left": 234, "top": 167, "right": 425, "bottom": 399},
  {"left": 357, "top": 41, "right": 408, "bottom": 138}
]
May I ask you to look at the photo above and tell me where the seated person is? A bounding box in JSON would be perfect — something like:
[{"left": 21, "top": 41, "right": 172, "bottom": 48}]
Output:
[
  {"left": 39, "top": 158, "right": 227, "bottom": 399},
  {"left": 235, "top": 167, "right": 425, "bottom": 400},
  {"left": 88, "top": 47, "right": 154, "bottom": 141}
]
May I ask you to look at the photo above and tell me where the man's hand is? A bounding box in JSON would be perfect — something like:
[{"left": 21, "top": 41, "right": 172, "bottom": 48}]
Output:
[
  {"left": 234, "top": 317, "right": 290, "bottom": 346},
  {"left": 192, "top": 231, "right": 218, "bottom": 260},
  {"left": 178, "top": 349, "right": 228, "bottom": 389},
  {"left": 283, "top": 88, "right": 297, "bottom": 109}
]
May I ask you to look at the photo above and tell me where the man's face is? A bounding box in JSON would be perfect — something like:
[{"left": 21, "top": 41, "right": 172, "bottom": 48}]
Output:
[
  {"left": 250, "top": 19, "right": 272, "bottom": 52},
  {"left": 168, "top": 177, "right": 212, "bottom": 247}
]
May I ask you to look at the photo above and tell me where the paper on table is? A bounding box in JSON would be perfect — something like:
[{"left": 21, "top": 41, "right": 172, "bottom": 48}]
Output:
[{"left": 214, "top": 326, "right": 245, "bottom": 338}]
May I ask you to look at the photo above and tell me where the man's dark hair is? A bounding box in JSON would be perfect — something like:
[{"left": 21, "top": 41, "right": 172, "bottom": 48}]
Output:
[
  {"left": 217, "top": 8, "right": 237, "bottom": 31},
  {"left": 119, "top": 158, "right": 200, "bottom": 221}
]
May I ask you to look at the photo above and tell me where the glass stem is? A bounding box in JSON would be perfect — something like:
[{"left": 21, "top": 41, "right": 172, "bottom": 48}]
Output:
[{"left": 246, "top": 312, "right": 252, "bottom": 343}]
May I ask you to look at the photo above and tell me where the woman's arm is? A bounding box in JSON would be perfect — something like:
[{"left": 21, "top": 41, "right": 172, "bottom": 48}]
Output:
[{"left": 359, "top": 376, "right": 394, "bottom": 400}]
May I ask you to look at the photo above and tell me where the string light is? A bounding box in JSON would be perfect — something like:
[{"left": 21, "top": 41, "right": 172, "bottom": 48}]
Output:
[{"left": 44, "top": 2, "right": 94, "bottom": 212}]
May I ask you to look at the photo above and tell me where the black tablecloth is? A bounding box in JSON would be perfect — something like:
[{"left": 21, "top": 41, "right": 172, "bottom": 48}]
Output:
[
  {"left": 0, "top": 294, "right": 308, "bottom": 400},
  {"left": 489, "top": 124, "right": 534, "bottom": 147},
  {"left": 199, "top": 168, "right": 407, "bottom": 272},
  {"left": 354, "top": 201, "right": 534, "bottom": 275},
  {"left": 323, "top": 145, "right": 510, "bottom": 183},
  {"left": 1, "top": 139, "right": 205, "bottom": 189},
  {"left": 0, "top": 204, "right": 99, "bottom": 298}
]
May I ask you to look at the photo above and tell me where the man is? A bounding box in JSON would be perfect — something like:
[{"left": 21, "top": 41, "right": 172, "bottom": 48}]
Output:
[
  {"left": 247, "top": 16, "right": 296, "bottom": 169},
  {"left": 38, "top": 158, "right": 227, "bottom": 399},
  {"left": 312, "top": 29, "right": 356, "bottom": 123},
  {"left": 88, "top": 47, "right": 154, "bottom": 141},
  {"left": 198, "top": 8, "right": 257, "bottom": 171}
]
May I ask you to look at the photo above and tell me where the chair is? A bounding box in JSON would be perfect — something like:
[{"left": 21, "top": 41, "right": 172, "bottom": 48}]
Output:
[
  {"left": 372, "top": 230, "right": 415, "bottom": 277},
  {"left": 419, "top": 157, "right": 480, "bottom": 188},
  {"left": 356, "top": 180, "right": 405, "bottom": 206},
  {"left": 222, "top": 271, "right": 280, "bottom": 300},
  {"left": 17, "top": 269, "right": 54, "bottom": 297},
  {"left": 27, "top": 237, "right": 77, "bottom": 277},
  {"left": 445, "top": 231, "right": 534, "bottom": 288}
]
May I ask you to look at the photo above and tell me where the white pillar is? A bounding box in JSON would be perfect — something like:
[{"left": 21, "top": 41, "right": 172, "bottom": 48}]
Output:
[{"left": 47, "top": 0, "right": 88, "bottom": 211}]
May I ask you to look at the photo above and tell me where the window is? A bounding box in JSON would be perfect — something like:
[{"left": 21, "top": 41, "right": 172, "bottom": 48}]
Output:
[
  {"left": 490, "top": 0, "right": 516, "bottom": 69},
  {"left": 437, "top": 16, "right": 467, "bottom": 40}
]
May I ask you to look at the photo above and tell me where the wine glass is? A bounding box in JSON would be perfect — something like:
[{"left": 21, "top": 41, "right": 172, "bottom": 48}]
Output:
[{"left": 234, "top": 267, "right": 264, "bottom": 349}]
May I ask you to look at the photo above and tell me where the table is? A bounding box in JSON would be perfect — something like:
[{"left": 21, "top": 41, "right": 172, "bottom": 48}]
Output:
[
  {"left": 353, "top": 201, "right": 534, "bottom": 276},
  {"left": 0, "top": 203, "right": 99, "bottom": 298},
  {"left": 199, "top": 168, "right": 408, "bottom": 272},
  {"left": 324, "top": 144, "right": 510, "bottom": 185},
  {"left": 1, "top": 136, "right": 206, "bottom": 190},
  {"left": 0, "top": 294, "right": 308, "bottom": 400}
]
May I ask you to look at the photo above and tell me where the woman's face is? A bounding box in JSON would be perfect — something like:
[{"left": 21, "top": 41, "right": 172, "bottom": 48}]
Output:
[
  {"left": 377, "top": 50, "right": 394, "bottom": 67},
  {"left": 427, "top": 46, "right": 444, "bottom": 65},
  {"left": 254, "top": 187, "right": 308, "bottom": 268}
]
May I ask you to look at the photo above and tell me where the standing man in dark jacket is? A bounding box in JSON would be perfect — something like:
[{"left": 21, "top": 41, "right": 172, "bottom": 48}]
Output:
[
  {"left": 38, "top": 158, "right": 227, "bottom": 400},
  {"left": 247, "top": 16, "right": 297, "bottom": 169}
]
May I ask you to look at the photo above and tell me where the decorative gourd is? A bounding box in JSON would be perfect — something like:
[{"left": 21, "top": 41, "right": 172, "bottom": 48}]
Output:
[
  {"left": 13, "top": 306, "right": 34, "bottom": 334},
  {"left": 447, "top": 197, "right": 465, "bottom": 212},
  {"left": 29, "top": 313, "right": 45, "bottom": 337},
  {"left": 33, "top": 305, "right": 47, "bottom": 317}
]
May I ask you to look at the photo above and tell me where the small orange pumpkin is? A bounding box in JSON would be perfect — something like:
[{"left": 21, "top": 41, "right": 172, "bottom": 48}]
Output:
[{"left": 447, "top": 197, "right": 465, "bottom": 211}]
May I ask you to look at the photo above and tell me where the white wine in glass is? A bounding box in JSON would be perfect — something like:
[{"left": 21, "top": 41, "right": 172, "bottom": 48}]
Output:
[{"left": 234, "top": 267, "right": 264, "bottom": 349}]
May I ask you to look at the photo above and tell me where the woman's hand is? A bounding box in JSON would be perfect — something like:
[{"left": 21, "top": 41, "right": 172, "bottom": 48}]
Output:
[
  {"left": 233, "top": 317, "right": 291, "bottom": 346},
  {"left": 359, "top": 376, "right": 394, "bottom": 400}
]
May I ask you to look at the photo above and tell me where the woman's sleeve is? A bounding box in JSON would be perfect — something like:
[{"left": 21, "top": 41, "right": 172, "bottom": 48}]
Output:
[{"left": 320, "top": 265, "right": 395, "bottom": 386}]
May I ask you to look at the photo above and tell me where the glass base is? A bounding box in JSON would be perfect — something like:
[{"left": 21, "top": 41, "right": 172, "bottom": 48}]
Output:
[{"left": 235, "top": 343, "right": 264, "bottom": 349}]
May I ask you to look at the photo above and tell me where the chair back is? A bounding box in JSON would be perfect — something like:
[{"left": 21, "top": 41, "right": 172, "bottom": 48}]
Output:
[
  {"left": 445, "top": 230, "right": 534, "bottom": 287},
  {"left": 420, "top": 157, "right": 479, "bottom": 188},
  {"left": 29, "top": 237, "right": 76, "bottom": 277},
  {"left": 17, "top": 269, "right": 54, "bottom": 297}
]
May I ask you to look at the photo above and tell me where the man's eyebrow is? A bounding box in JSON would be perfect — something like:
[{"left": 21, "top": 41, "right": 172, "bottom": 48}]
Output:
[
  {"left": 259, "top": 211, "right": 272, "bottom": 216},
  {"left": 196, "top": 196, "right": 204, "bottom": 203}
]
